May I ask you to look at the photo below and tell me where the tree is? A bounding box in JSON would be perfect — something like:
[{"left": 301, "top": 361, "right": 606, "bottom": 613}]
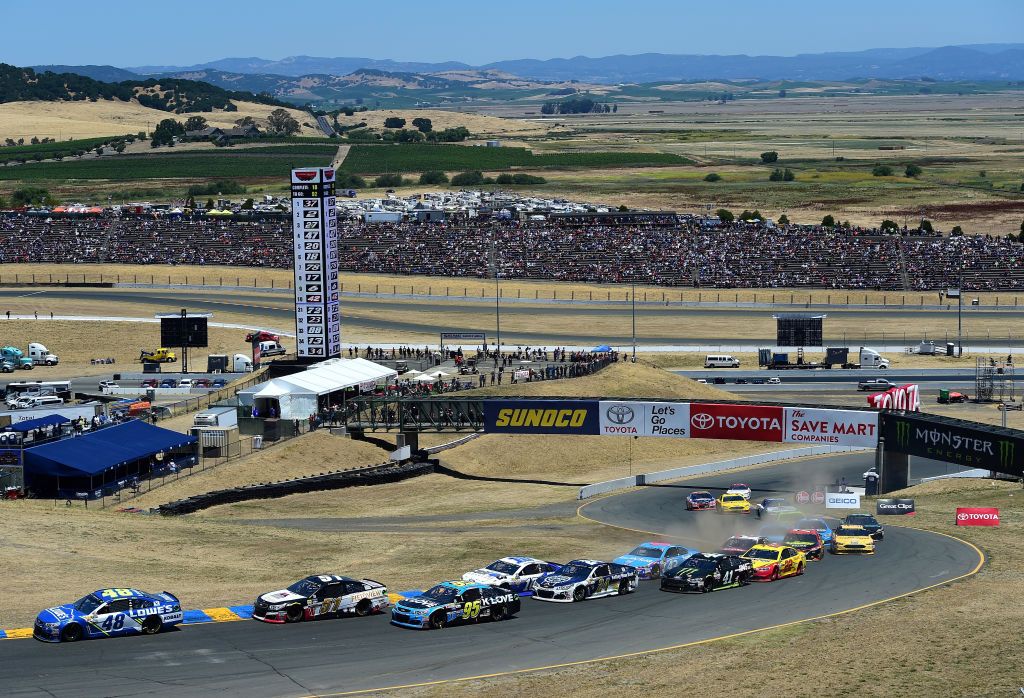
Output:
[
  {"left": 612, "top": 104, "right": 618, "bottom": 113},
  {"left": 267, "top": 108, "right": 300, "bottom": 136},
  {"left": 411, "top": 117, "right": 432, "bottom": 133},
  {"left": 113, "top": 141, "right": 126, "bottom": 154},
  {"left": 778, "top": 214, "right": 790, "bottom": 225},
  {"left": 716, "top": 208, "right": 734, "bottom": 223},
  {"left": 919, "top": 219, "right": 934, "bottom": 233},
  {"left": 383, "top": 117, "right": 406, "bottom": 129},
  {"left": 905, "top": 164, "right": 923, "bottom": 178},
  {"left": 205, "top": 198, "right": 215, "bottom": 209},
  {"left": 12, "top": 187, "right": 51, "bottom": 206},
  {"left": 235, "top": 116, "right": 257, "bottom": 127},
  {"left": 373, "top": 173, "right": 404, "bottom": 188},
  {"left": 540, "top": 102, "right": 556, "bottom": 115},
  {"left": 872, "top": 164, "right": 894, "bottom": 177},
  {"left": 769, "top": 168, "right": 784, "bottom": 181},
  {"left": 94, "top": 146, "right": 104, "bottom": 156},
  {"left": 30, "top": 136, "right": 39, "bottom": 145},
  {"left": 240, "top": 198, "right": 254, "bottom": 210},
  {"left": 704, "top": 172, "right": 722, "bottom": 182},
  {"left": 778, "top": 89, "right": 787, "bottom": 97},
  {"left": 1020, "top": 220, "right": 1024, "bottom": 235},
  {"left": 880, "top": 219, "right": 900, "bottom": 233},
  {"left": 783, "top": 168, "right": 795, "bottom": 181},
  {"left": 184, "top": 115, "right": 208, "bottom": 131},
  {"left": 821, "top": 215, "right": 836, "bottom": 227},
  {"left": 185, "top": 195, "right": 196, "bottom": 208},
  {"left": 451, "top": 171, "right": 484, "bottom": 186},
  {"left": 951, "top": 225, "right": 964, "bottom": 235},
  {"left": 760, "top": 151, "right": 779, "bottom": 163},
  {"left": 419, "top": 170, "right": 449, "bottom": 185}
]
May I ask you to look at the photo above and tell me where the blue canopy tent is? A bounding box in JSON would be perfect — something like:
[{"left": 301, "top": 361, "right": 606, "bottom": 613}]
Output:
[
  {"left": 6, "top": 414, "right": 70, "bottom": 433},
  {"left": 24, "top": 420, "right": 197, "bottom": 499},
  {"left": 592, "top": 344, "right": 612, "bottom": 352}
]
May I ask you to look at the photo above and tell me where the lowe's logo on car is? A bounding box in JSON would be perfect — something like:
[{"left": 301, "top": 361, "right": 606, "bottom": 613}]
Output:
[
  {"left": 783, "top": 408, "right": 879, "bottom": 448},
  {"left": 598, "top": 401, "right": 691, "bottom": 437},
  {"left": 825, "top": 492, "right": 862, "bottom": 509},
  {"left": 484, "top": 400, "right": 599, "bottom": 434}
]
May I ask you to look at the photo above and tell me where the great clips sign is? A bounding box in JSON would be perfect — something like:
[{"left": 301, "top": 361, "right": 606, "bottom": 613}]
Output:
[{"left": 688, "top": 403, "right": 783, "bottom": 442}]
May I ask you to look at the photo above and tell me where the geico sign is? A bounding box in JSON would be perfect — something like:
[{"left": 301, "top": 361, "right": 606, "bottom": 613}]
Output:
[
  {"left": 825, "top": 492, "right": 862, "bottom": 509},
  {"left": 955, "top": 507, "right": 1000, "bottom": 526},
  {"left": 868, "top": 384, "right": 920, "bottom": 412}
]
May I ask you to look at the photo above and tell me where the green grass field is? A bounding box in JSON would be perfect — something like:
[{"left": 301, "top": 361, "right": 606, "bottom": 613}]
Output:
[
  {"left": 0, "top": 136, "right": 128, "bottom": 165},
  {"left": 339, "top": 144, "right": 689, "bottom": 174}
]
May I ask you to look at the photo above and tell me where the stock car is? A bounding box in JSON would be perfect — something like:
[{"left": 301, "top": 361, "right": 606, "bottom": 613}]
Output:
[
  {"left": 783, "top": 528, "right": 826, "bottom": 561},
  {"left": 461, "top": 556, "right": 562, "bottom": 592},
  {"left": 685, "top": 490, "right": 717, "bottom": 511},
  {"left": 660, "top": 553, "right": 753, "bottom": 593},
  {"left": 389, "top": 581, "right": 520, "bottom": 629},
  {"left": 741, "top": 544, "right": 807, "bottom": 581},
  {"left": 717, "top": 493, "right": 751, "bottom": 514},
  {"left": 795, "top": 517, "right": 837, "bottom": 546},
  {"left": 844, "top": 513, "right": 885, "bottom": 540},
  {"left": 830, "top": 525, "right": 877, "bottom": 554},
  {"left": 533, "top": 560, "right": 639, "bottom": 602},
  {"left": 754, "top": 497, "right": 800, "bottom": 519},
  {"left": 720, "top": 535, "right": 767, "bottom": 555},
  {"left": 612, "top": 541, "right": 699, "bottom": 579},
  {"left": 758, "top": 523, "right": 791, "bottom": 544},
  {"left": 33, "top": 588, "right": 183, "bottom": 643},
  {"left": 252, "top": 574, "right": 389, "bottom": 623},
  {"left": 726, "top": 483, "right": 752, "bottom": 499}
]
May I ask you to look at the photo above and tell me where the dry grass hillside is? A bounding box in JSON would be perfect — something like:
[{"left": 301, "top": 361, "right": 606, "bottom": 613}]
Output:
[
  {"left": 0, "top": 100, "right": 317, "bottom": 141},
  {"left": 127, "top": 431, "right": 392, "bottom": 510},
  {"left": 352, "top": 108, "right": 558, "bottom": 138}
]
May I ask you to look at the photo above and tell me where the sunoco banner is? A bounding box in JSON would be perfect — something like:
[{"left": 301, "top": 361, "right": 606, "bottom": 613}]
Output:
[
  {"left": 883, "top": 414, "right": 1024, "bottom": 475},
  {"left": 598, "top": 401, "right": 690, "bottom": 437},
  {"left": 483, "top": 400, "right": 599, "bottom": 435}
]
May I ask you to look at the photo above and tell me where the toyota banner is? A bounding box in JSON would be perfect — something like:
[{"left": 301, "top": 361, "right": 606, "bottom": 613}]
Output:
[
  {"left": 955, "top": 507, "right": 1000, "bottom": 526},
  {"left": 599, "top": 401, "right": 690, "bottom": 437}
]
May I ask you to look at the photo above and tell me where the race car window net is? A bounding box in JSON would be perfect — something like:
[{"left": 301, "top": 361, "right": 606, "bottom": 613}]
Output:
[
  {"left": 628, "top": 547, "right": 664, "bottom": 558},
  {"left": 485, "top": 561, "right": 519, "bottom": 575},
  {"left": 287, "top": 579, "right": 322, "bottom": 596},
  {"left": 422, "top": 585, "right": 457, "bottom": 602},
  {"left": 744, "top": 549, "right": 780, "bottom": 560},
  {"left": 74, "top": 595, "right": 103, "bottom": 613}
]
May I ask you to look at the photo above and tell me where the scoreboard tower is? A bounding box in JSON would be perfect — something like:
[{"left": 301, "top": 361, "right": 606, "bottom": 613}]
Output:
[{"left": 290, "top": 167, "right": 341, "bottom": 359}]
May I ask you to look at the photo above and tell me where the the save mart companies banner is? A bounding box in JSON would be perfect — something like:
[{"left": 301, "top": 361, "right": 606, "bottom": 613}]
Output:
[
  {"left": 882, "top": 413, "right": 1024, "bottom": 475},
  {"left": 483, "top": 400, "right": 879, "bottom": 447}
]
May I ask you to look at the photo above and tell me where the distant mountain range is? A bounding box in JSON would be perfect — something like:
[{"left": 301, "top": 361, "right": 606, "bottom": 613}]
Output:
[{"left": 96, "top": 43, "right": 1024, "bottom": 83}]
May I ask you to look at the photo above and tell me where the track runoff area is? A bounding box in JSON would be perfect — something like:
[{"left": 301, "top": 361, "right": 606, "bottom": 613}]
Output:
[{"left": 0, "top": 396, "right": 990, "bottom": 697}]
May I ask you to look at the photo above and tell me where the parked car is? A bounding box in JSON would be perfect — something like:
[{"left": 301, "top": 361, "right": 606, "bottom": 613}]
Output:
[
  {"left": 159, "top": 379, "right": 177, "bottom": 388},
  {"left": 177, "top": 379, "right": 194, "bottom": 389},
  {"left": 98, "top": 380, "right": 119, "bottom": 392},
  {"left": 767, "top": 377, "right": 781, "bottom": 384},
  {"left": 713, "top": 377, "right": 727, "bottom": 385},
  {"left": 735, "top": 378, "right": 748, "bottom": 384},
  {"left": 140, "top": 379, "right": 158, "bottom": 388},
  {"left": 751, "top": 377, "right": 766, "bottom": 384},
  {"left": 193, "top": 378, "right": 211, "bottom": 388},
  {"left": 211, "top": 379, "right": 227, "bottom": 389}
]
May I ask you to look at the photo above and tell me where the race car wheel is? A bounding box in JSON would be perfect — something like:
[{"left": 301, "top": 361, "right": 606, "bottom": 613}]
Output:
[
  {"left": 797, "top": 562, "right": 805, "bottom": 576},
  {"left": 650, "top": 565, "right": 661, "bottom": 579},
  {"left": 285, "top": 605, "right": 304, "bottom": 623},
  {"left": 770, "top": 566, "right": 780, "bottom": 581},
  {"left": 572, "top": 586, "right": 587, "bottom": 602},
  {"left": 429, "top": 612, "right": 447, "bottom": 630},
  {"left": 141, "top": 616, "right": 163, "bottom": 635},
  {"left": 355, "top": 600, "right": 372, "bottom": 617},
  {"left": 702, "top": 577, "right": 714, "bottom": 593},
  {"left": 618, "top": 580, "right": 632, "bottom": 595},
  {"left": 739, "top": 572, "right": 751, "bottom": 586},
  {"left": 490, "top": 605, "right": 506, "bottom": 622},
  {"left": 60, "top": 623, "right": 83, "bottom": 643}
]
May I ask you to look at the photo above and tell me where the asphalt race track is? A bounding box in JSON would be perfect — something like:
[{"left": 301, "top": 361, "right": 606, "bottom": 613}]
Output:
[{"left": 0, "top": 453, "right": 982, "bottom": 698}]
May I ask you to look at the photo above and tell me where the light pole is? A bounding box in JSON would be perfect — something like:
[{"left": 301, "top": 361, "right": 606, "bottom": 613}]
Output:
[{"left": 631, "top": 281, "right": 637, "bottom": 362}]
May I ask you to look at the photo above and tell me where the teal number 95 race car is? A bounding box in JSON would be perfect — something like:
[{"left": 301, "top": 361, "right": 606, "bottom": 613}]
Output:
[{"left": 34, "top": 588, "right": 183, "bottom": 643}]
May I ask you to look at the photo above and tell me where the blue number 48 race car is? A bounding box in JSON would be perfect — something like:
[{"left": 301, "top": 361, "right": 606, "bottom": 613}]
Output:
[{"left": 34, "top": 588, "right": 183, "bottom": 643}]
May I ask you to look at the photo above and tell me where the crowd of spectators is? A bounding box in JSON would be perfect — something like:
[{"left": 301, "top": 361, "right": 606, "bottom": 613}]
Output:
[{"left": 1, "top": 213, "right": 1022, "bottom": 291}]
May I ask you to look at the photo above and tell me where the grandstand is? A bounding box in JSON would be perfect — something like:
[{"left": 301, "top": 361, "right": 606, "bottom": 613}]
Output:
[{"left": 0, "top": 214, "right": 1022, "bottom": 290}]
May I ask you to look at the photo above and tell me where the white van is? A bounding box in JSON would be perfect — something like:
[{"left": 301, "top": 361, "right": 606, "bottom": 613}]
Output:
[
  {"left": 705, "top": 354, "right": 740, "bottom": 368},
  {"left": 258, "top": 341, "right": 286, "bottom": 357}
]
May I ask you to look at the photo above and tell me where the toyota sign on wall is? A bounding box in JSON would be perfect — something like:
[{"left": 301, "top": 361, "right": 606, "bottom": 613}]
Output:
[{"left": 598, "top": 401, "right": 690, "bottom": 437}]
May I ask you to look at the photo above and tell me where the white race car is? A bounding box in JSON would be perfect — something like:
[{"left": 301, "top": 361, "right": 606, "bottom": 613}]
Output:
[
  {"left": 726, "top": 483, "right": 752, "bottom": 500},
  {"left": 461, "top": 556, "right": 562, "bottom": 593},
  {"left": 252, "top": 574, "right": 389, "bottom": 624}
]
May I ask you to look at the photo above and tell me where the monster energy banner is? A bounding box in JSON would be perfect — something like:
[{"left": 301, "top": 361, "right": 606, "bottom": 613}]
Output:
[{"left": 882, "top": 413, "right": 1024, "bottom": 476}]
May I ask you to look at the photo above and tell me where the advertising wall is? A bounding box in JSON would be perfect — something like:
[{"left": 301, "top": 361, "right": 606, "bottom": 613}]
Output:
[
  {"left": 882, "top": 412, "right": 1024, "bottom": 475},
  {"left": 483, "top": 400, "right": 600, "bottom": 435}
]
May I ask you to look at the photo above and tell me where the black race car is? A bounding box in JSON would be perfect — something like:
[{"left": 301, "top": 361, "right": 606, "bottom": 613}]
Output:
[
  {"left": 533, "top": 560, "right": 638, "bottom": 602},
  {"left": 253, "top": 574, "right": 389, "bottom": 623},
  {"left": 843, "top": 513, "right": 885, "bottom": 540},
  {"left": 660, "top": 553, "right": 752, "bottom": 593}
]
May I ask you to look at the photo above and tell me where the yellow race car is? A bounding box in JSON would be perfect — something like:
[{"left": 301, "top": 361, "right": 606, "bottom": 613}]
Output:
[
  {"left": 716, "top": 493, "right": 751, "bottom": 514},
  {"left": 740, "top": 544, "right": 806, "bottom": 581},
  {"left": 830, "top": 525, "right": 876, "bottom": 554}
]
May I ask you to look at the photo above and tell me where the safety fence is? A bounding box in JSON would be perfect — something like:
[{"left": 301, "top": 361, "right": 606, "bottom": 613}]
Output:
[
  {"left": 156, "top": 459, "right": 436, "bottom": 515},
  {"left": 578, "top": 445, "right": 871, "bottom": 500}
]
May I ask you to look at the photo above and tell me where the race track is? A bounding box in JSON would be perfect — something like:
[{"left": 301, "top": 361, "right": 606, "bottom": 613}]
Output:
[{"left": 0, "top": 453, "right": 982, "bottom": 697}]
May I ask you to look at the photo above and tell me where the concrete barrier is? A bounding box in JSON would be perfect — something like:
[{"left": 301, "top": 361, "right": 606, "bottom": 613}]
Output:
[{"left": 578, "top": 445, "right": 871, "bottom": 499}]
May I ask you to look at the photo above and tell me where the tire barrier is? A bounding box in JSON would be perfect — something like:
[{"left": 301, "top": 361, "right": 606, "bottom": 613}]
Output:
[{"left": 155, "top": 459, "right": 436, "bottom": 516}]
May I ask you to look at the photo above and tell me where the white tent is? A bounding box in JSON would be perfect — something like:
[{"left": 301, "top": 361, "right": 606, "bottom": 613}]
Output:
[
  {"left": 398, "top": 370, "right": 422, "bottom": 379},
  {"left": 238, "top": 358, "right": 397, "bottom": 419}
]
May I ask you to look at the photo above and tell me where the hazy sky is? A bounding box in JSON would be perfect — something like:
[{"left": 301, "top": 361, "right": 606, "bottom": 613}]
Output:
[{"left": 4, "top": 0, "right": 1021, "bottom": 67}]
